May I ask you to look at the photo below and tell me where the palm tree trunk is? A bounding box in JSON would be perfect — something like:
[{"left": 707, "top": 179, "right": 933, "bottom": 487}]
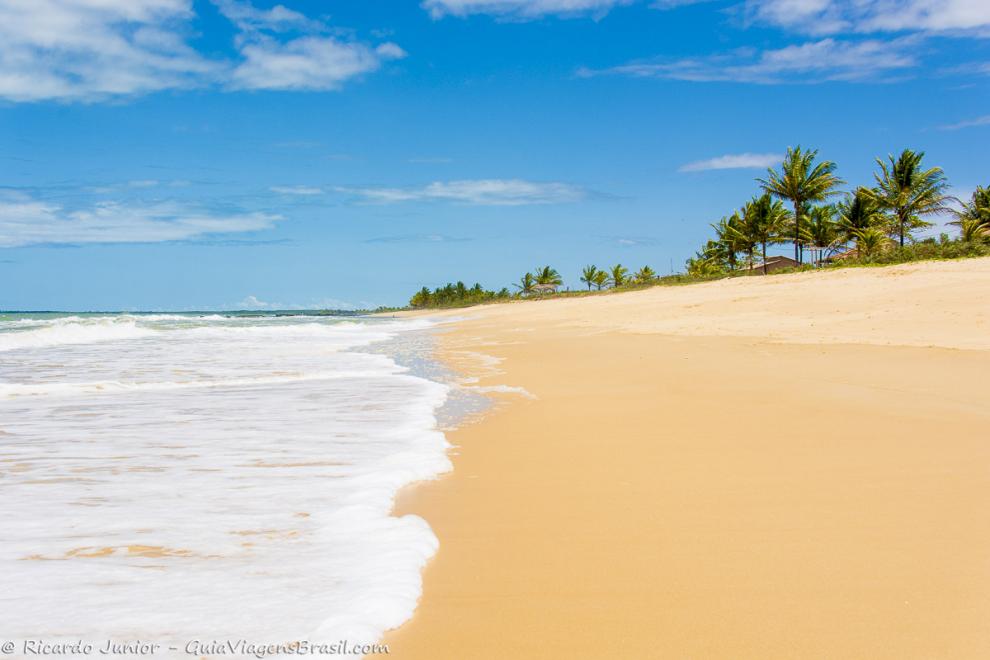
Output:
[
  {"left": 762, "top": 242, "right": 768, "bottom": 275},
  {"left": 899, "top": 210, "right": 906, "bottom": 247},
  {"left": 793, "top": 201, "right": 801, "bottom": 264}
]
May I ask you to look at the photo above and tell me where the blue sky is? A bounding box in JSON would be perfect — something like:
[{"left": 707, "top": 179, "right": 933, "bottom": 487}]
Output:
[{"left": 2, "top": 0, "right": 988, "bottom": 310}]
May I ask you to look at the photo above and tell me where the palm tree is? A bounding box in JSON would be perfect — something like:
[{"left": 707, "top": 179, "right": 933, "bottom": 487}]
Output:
[
  {"left": 837, "top": 187, "right": 883, "bottom": 256},
  {"left": 723, "top": 210, "right": 756, "bottom": 268},
  {"left": 970, "top": 185, "right": 990, "bottom": 226},
  {"left": 686, "top": 248, "right": 725, "bottom": 277},
  {"left": 869, "top": 149, "right": 950, "bottom": 247},
  {"left": 853, "top": 226, "right": 890, "bottom": 258},
  {"left": 580, "top": 265, "right": 599, "bottom": 291},
  {"left": 514, "top": 272, "right": 536, "bottom": 295},
  {"left": 634, "top": 265, "right": 656, "bottom": 283},
  {"left": 740, "top": 193, "right": 790, "bottom": 274},
  {"left": 804, "top": 205, "right": 840, "bottom": 264},
  {"left": 950, "top": 185, "right": 990, "bottom": 241},
  {"left": 953, "top": 216, "right": 989, "bottom": 243},
  {"left": 533, "top": 265, "right": 563, "bottom": 286},
  {"left": 591, "top": 270, "right": 609, "bottom": 290},
  {"left": 410, "top": 286, "right": 432, "bottom": 308},
  {"left": 759, "top": 146, "right": 843, "bottom": 264},
  {"left": 711, "top": 212, "right": 745, "bottom": 271},
  {"left": 609, "top": 264, "right": 629, "bottom": 287}
]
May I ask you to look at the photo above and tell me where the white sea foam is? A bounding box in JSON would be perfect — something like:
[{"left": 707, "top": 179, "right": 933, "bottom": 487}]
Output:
[
  {"left": 461, "top": 384, "right": 537, "bottom": 399},
  {"left": 0, "top": 316, "right": 155, "bottom": 351},
  {"left": 0, "top": 314, "right": 449, "bottom": 657}
]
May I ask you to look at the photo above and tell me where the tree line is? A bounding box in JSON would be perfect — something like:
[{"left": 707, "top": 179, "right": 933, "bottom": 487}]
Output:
[
  {"left": 512, "top": 264, "right": 656, "bottom": 293},
  {"left": 407, "top": 147, "right": 989, "bottom": 308},
  {"left": 409, "top": 281, "right": 511, "bottom": 308},
  {"left": 688, "top": 147, "right": 989, "bottom": 276}
]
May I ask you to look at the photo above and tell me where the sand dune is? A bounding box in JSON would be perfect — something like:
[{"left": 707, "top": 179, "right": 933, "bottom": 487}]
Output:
[{"left": 386, "top": 258, "right": 990, "bottom": 659}]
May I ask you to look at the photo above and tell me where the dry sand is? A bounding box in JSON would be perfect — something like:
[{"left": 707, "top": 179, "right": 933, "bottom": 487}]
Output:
[{"left": 385, "top": 258, "right": 990, "bottom": 659}]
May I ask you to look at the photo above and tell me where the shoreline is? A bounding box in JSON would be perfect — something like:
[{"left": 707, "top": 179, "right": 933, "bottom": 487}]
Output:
[{"left": 384, "top": 258, "right": 990, "bottom": 658}]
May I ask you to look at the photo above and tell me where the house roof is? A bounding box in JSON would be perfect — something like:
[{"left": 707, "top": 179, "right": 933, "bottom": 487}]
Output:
[{"left": 738, "top": 256, "right": 799, "bottom": 271}]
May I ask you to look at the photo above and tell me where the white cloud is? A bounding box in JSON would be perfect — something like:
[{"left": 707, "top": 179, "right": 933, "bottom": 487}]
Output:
[
  {"left": 0, "top": 193, "right": 280, "bottom": 247},
  {"left": 422, "top": 0, "right": 632, "bottom": 19},
  {"left": 0, "top": 0, "right": 405, "bottom": 102},
  {"left": 938, "top": 114, "right": 990, "bottom": 130},
  {"left": 679, "top": 152, "right": 782, "bottom": 172},
  {"left": 212, "top": 0, "right": 313, "bottom": 32},
  {"left": 229, "top": 37, "right": 406, "bottom": 92},
  {"left": 239, "top": 295, "right": 276, "bottom": 309},
  {"left": 217, "top": 0, "right": 406, "bottom": 93},
  {"left": 747, "top": 0, "right": 990, "bottom": 35},
  {"left": 651, "top": 0, "right": 716, "bottom": 8},
  {"left": 0, "top": 0, "right": 216, "bottom": 102},
  {"left": 236, "top": 295, "right": 358, "bottom": 310},
  {"left": 270, "top": 185, "right": 325, "bottom": 195},
  {"left": 580, "top": 37, "right": 917, "bottom": 83},
  {"left": 337, "top": 179, "right": 586, "bottom": 205}
]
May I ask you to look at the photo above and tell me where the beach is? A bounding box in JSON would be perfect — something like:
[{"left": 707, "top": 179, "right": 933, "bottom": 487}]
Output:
[{"left": 386, "top": 258, "right": 990, "bottom": 658}]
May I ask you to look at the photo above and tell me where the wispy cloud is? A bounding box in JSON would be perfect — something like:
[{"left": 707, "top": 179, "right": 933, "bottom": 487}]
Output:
[
  {"left": 236, "top": 294, "right": 358, "bottom": 311},
  {"left": 0, "top": 192, "right": 280, "bottom": 247},
  {"left": 601, "top": 235, "right": 661, "bottom": 246},
  {"left": 270, "top": 185, "right": 325, "bottom": 195},
  {"left": 938, "top": 115, "right": 990, "bottom": 131},
  {"left": 746, "top": 0, "right": 990, "bottom": 36},
  {"left": 212, "top": 0, "right": 315, "bottom": 32},
  {"left": 651, "top": 0, "right": 717, "bottom": 8},
  {"left": 228, "top": 37, "right": 406, "bottom": 92},
  {"left": 0, "top": 0, "right": 405, "bottom": 103},
  {"left": 579, "top": 37, "right": 918, "bottom": 83},
  {"left": 337, "top": 179, "right": 587, "bottom": 205},
  {"left": 364, "top": 233, "right": 471, "bottom": 243},
  {"left": 679, "top": 152, "right": 782, "bottom": 172},
  {"left": 422, "top": 0, "right": 633, "bottom": 19}
]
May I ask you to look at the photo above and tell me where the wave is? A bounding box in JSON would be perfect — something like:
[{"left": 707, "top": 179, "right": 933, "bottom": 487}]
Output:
[
  {"left": 0, "top": 370, "right": 397, "bottom": 399},
  {"left": 0, "top": 318, "right": 155, "bottom": 352},
  {"left": 0, "top": 315, "right": 451, "bottom": 650},
  {"left": 0, "top": 315, "right": 432, "bottom": 353}
]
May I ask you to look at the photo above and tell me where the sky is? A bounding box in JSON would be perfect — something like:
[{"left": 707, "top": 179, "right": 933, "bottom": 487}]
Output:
[{"left": 2, "top": 0, "right": 989, "bottom": 311}]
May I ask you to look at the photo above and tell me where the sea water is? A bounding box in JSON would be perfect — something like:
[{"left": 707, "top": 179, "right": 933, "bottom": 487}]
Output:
[{"left": 0, "top": 313, "right": 453, "bottom": 656}]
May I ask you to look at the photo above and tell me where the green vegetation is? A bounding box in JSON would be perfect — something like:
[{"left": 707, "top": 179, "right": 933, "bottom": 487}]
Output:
[
  {"left": 688, "top": 146, "right": 986, "bottom": 278},
  {"left": 869, "top": 149, "right": 951, "bottom": 247},
  {"left": 401, "top": 147, "right": 988, "bottom": 311},
  {"left": 759, "top": 146, "right": 844, "bottom": 263},
  {"left": 515, "top": 272, "right": 536, "bottom": 295},
  {"left": 409, "top": 281, "right": 511, "bottom": 309},
  {"left": 833, "top": 235, "right": 990, "bottom": 267},
  {"left": 580, "top": 265, "right": 599, "bottom": 290}
]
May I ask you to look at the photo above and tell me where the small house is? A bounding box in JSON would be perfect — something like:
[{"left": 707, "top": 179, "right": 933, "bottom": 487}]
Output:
[
  {"left": 738, "top": 256, "right": 799, "bottom": 274},
  {"left": 530, "top": 283, "right": 559, "bottom": 295}
]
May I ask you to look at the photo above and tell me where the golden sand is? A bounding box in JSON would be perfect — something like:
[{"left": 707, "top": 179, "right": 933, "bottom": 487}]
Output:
[{"left": 385, "top": 258, "right": 990, "bottom": 659}]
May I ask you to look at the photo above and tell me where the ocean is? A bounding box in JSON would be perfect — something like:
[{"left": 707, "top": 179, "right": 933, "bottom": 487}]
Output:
[{"left": 0, "top": 312, "right": 456, "bottom": 655}]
